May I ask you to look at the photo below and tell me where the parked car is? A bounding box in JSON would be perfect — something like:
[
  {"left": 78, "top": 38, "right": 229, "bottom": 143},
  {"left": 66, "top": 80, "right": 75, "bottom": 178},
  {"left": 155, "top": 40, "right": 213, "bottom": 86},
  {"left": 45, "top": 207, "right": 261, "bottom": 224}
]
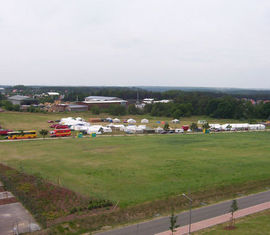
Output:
[
  {"left": 182, "top": 125, "right": 189, "bottom": 131},
  {"left": 0, "top": 129, "right": 13, "bottom": 136},
  {"left": 50, "top": 124, "right": 59, "bottom": 128},
  {"left": 160, "top": 130, "right": 168, "bottom": 134},
  {"left": 55, "top": 125, "right": 69, "bottom": 129},
  {"left": 175, "top": 129, "right": 184, "bottom": 133}
]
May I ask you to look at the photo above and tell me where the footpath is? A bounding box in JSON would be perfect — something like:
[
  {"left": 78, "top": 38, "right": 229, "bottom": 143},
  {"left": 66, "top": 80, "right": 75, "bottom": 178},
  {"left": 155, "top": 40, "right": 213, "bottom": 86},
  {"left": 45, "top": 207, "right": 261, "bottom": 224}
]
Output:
[
  {"left": 157, "top": 201, "right": 270, "bottom": 235},
  {"left": 0, "top": 181, "right": 40, "bottom": 235},
  {"left": 96, "top": 190, "right": 270, "bottom": 235}
]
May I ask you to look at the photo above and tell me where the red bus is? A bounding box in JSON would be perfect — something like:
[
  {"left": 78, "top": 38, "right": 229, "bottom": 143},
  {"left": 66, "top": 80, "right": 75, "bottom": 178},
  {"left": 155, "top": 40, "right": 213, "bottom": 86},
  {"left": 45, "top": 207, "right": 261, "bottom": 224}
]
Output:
[{"left": 50, "top": 129, "right": 71, "bottom": 137}]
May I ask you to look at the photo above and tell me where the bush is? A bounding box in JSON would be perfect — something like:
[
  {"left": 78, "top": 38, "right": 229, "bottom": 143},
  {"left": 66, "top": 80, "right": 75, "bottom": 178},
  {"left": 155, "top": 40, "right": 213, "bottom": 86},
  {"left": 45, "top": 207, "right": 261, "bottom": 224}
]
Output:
[{"left": 91, "top": 105, "right": 100, "bottom": 115}]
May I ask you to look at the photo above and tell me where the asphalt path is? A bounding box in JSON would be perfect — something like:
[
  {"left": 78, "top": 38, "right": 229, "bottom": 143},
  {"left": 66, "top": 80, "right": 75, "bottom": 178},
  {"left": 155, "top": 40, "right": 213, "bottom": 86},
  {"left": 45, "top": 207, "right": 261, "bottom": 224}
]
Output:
[
  {"left": 0, "top": 129, "right": 268, "bottom": 143},
  {"left": 96, "top": 190, "right": 270, "bottom": 235}
]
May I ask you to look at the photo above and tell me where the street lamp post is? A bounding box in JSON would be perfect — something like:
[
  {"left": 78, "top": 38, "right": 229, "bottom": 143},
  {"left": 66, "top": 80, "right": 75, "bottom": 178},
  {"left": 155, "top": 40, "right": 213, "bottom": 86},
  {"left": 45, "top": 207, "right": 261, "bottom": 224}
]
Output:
[{"left": 182, "top": 193, "right": 192, "bottom": 235}]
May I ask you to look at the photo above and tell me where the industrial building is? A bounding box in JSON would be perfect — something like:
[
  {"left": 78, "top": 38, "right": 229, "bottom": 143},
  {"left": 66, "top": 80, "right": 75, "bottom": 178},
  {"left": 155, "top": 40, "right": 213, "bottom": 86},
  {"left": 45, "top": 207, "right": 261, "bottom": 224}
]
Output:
[{"left": 79, "top": 96, "right": 128, "bottom": 110}]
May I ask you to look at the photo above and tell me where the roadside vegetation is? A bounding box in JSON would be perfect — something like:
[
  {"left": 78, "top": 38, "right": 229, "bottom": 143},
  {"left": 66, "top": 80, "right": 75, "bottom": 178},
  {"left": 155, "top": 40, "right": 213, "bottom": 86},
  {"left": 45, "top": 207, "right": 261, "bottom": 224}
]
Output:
[
  {"left": 0, "top": 164, "right": 113, "bottom": 228},
  {"left": 196, "top": 209, "right": 270, "bottom": 234}
]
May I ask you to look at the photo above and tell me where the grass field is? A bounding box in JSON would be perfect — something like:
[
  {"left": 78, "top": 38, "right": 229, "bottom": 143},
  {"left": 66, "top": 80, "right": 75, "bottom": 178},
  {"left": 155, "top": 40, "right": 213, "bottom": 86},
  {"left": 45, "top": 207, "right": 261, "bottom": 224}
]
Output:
[
  {"left": 0, "top": 111, "right": 255, "bottom": 133},
  {"left": 197, "top": 209, "right": 270, "bottom": 234},
  {"left": 0, "top": 132, "right": 270, "bottom": 207}
]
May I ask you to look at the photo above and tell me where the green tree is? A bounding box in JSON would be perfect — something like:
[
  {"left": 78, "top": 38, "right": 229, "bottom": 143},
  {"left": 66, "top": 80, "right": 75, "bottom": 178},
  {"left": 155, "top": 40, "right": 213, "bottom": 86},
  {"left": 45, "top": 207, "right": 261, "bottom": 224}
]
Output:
[
  {"left": 91, "top": 105, "right": 100, "bottom": 115},
  {"left": 3, "top": 101, "right": 14, "bottom": 111},
  {"left": 202, "top": 123, "right": 210, "bottom": 130},
  {"left": 190, "top": 122, "right": 198, "bottom": 131},
  {"left": 164, "top": 122, "right": 170, "bottom": 131},
  {"left": 169, "top": 209, "right": 179, "bottom": 235},
  {"left": 107, "top": 105, "right": 126, "bottom": 116},
  {"left": 128, "top": 104, "right": 139, "bottom": 115},
  {"left": 230, "top": 199, "right": 238, "bottom": 226},
  {"left": 13, "top": 104, "right": 20, "bottom": 111},
  {"left": 39, "top": 129, "right": 48, "bottom": 139}
]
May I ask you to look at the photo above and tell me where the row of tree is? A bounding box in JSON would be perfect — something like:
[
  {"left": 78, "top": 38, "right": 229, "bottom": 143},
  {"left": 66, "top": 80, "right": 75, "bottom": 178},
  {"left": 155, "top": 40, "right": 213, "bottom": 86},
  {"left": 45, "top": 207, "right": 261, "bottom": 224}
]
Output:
[
  {"left": 142, "top": 97, "right": 270, "bottom": 119},
  {"left": 1, "top": 86, "right": 270, "bottom": 119}
]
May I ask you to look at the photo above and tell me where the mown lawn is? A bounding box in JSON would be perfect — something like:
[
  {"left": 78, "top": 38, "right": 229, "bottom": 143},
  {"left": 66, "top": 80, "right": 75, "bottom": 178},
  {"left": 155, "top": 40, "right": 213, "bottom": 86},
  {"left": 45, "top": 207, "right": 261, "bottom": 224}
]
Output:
[
  {"left": 0, "top": 132, "right": 270, "bottom": 207},
  {"left": 197, "top": 209, "right": 270, "bottom": 234}
]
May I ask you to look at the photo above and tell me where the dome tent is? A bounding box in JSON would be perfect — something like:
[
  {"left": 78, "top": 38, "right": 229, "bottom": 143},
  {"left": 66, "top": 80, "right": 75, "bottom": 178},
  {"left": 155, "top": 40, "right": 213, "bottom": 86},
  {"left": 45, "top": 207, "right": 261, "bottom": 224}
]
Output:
[
  {"left": 141, "top": 118, "right": 149, "bottom": 124},
  {"left": 171, "top": 119, "right": 180, "bottom": 124},
  {"left": 113, "top": 118, "right": 121, "bottom": 123},
  {"left": 127, "top": 118, "right": 136, "bottom": 124}
]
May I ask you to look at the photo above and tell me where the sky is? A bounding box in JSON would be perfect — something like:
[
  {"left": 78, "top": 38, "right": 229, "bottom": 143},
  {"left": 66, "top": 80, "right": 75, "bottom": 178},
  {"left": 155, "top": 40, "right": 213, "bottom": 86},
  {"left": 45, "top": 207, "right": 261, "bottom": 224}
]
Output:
[{"left": 0, "top": 0, "right": 270, "bottom": 88}]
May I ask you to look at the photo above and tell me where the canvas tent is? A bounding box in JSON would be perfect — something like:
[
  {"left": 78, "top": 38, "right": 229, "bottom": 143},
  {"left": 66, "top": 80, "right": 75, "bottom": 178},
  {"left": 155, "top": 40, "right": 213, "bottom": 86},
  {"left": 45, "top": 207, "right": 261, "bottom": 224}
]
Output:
[
  {"left": 113, "top": 118, "right": 121, "bottom": 123},
  {"left": 141, "top": 119, "right": 149, "bottom": 124},
  {"left": 172, "top": 119, "right": 180, "bottom": 124},
  {"left": 155, "top": 127, "right": 164, "bottom": 133},
  {"left": 127, "top": 118, "right": 136, "bottom": 124}
]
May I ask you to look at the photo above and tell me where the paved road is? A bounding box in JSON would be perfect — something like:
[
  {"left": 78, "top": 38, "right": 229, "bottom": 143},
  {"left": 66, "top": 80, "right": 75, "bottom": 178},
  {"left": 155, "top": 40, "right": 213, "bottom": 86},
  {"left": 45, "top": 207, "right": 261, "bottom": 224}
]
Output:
[
  {"left": 96, "top": 190, "right": 270, "bottom": 235},
  {"left": 0, "top": 129, "right": 268, "bottom": 143}
]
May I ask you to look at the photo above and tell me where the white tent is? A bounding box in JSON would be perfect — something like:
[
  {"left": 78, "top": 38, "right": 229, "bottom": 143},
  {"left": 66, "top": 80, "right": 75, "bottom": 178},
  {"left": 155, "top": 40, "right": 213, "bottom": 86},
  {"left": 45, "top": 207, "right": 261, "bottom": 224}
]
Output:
[
  {"left": 86, "top": 125, "right": 103, "bottom": 135},
  {"left": 127, "top": 118, "right": 136, "bottom": 124},
  {"left": 106, "top": 124, "right": 125, "bottom": 131},
  {"left": 175, "top": 128, "right": 184, "bottom": 133},
  {"left": 74, "top": 125, "right": 89, "bottom": 131},
  {"left": 141, "top": 119, "right": 149, "bottom": 124},
  {"left": 155, "top": 127, "right": 164, "bottom": 133},
  {"left": 125, "top": 125, "right": 143, "bottom": 134},
  {"left": 138, "top": 125, "right": 146, "bottom": 130},
  {"left": 102, "top": 127, "right": 112, "bottom": 133},
  {"left": 75, "top": 117, "right": 84, "bottom": 122},
  {"left": 171, "top": 119, "right": 180, "bottom": 124},
  {"left": 209, "top": 124, "right": 222, "bottom": 130},
  {"left": 249, "top": 124, "right": 265, "bottom": 130},
  {"left": 221, "top": 123, "right": 249, "bottom": 131},
  {"left": 113, "top": 118, "right": 121, "bottom": 123}
]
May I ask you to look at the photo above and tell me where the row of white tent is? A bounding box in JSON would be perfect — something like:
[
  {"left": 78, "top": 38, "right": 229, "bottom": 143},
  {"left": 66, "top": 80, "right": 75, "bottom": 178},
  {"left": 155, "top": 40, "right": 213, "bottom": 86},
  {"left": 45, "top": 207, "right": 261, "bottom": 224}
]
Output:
[
  {"left": 59, "top": 117, "right": 153, "bottom": 135},
  {"left": 209, "top": 123, "right": 265, "bottom": 131},
  {"left": 59, "top": 117, "right": 172, "bottom": 134},
  {"left": 60, "top": 117, "right": 111, "bottom": 134},
  {"left": 107, "top": 118, "right": 149, "bottom": 124}
]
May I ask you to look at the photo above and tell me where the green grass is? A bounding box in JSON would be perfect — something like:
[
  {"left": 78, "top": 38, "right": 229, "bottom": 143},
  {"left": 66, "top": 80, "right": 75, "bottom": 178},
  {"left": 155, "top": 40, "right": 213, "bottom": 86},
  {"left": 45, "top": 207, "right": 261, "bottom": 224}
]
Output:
[
  {"left": 0, "top": 111, "right": 255, "bottom": 133},
  {"left": 196, "top": 209, "right": 270, "bottom": 234},
  {"left": 1, "top": 132, "right": 270, "bottom": 207}
]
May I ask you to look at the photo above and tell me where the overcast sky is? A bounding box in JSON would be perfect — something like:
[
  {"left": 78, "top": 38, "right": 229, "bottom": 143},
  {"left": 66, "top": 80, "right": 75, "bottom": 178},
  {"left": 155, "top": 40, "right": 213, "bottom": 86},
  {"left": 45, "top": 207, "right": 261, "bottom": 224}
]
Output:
[{"left": 0, "top": 0, "right": 270, "bottom": 88}]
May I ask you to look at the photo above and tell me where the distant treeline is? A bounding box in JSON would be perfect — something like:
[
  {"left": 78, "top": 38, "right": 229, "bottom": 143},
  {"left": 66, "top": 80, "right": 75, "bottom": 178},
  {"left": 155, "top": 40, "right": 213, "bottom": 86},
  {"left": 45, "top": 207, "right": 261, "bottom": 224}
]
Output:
[
  {"left": 4, "top": 85, "right": 270, "bottom": 100},
  {"left": 142, "top": 96, "right": 270, "bottom": 119},
  {"left": 1, "top": 86, "right": 270, "bottom": 119}
]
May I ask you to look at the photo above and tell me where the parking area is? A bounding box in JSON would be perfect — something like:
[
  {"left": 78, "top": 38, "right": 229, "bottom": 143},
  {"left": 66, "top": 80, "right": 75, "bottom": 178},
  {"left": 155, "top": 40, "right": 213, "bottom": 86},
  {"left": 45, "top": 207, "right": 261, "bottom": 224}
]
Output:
[{"left": 0, "top": 181, "right": 40, "bottom": 235}]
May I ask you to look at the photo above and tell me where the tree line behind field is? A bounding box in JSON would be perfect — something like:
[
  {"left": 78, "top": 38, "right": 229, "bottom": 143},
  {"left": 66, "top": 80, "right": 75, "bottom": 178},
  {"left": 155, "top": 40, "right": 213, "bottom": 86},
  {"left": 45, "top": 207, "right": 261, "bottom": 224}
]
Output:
[{"left": 1, "top": 86, "right": 270, "bottom": 120}]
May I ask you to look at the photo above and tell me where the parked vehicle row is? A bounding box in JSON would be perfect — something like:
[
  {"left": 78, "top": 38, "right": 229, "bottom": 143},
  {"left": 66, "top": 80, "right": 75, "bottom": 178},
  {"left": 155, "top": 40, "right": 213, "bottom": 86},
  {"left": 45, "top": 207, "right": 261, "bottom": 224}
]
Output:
[{"left": 0, "top": 129, "right": 13, "bottom": 135}]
